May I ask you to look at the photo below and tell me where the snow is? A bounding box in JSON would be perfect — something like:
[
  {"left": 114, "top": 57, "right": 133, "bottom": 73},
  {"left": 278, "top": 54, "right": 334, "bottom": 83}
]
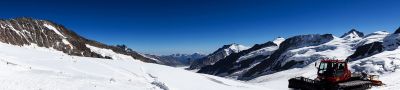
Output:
[
  {"left": 226, "top": 44, "right": 249, "bottom": 53},
  {"left": 44, "top": 23, "right": 66, "bottom": 38},
  {"left": 248, "top": 34, "right": 400, "bottom": 90},
  {"left": 350, "top": 46, "right": 400, "bottom": 74},
  {"left": 6, "top": 24, "right": 22, "bottom": 35},
  {"left": 355, "top": 31, "right": 389, "bottom": 47},
  {"left": 383, "top": 33, "right": 400, "bottom": 51},
  {"left": 370, "top": 71, "right": 400, "bottom": 90},
  {"left": 62, "top": 39, "right": 70, "bottom": 45},
  {"left": 236, "top": 46, "right": 278, "bottom": 63},
  {"left": 86, "top": 44, "right": 135, "bottom": 60},
  {"left": 43, "top": 23, "right": 73, "bottom": 48},
  {"left": 342, "top": 31, "right": 363, "bottom": 41},
  {"left": 273, "top": 37, "right": 285, "bottom": 45},
  {"left": 0, "top": 42, "right": 270, "bottom": 90},
  {"left": 249, "top": 65, "right": 318, "bottom": 90},
  {"left": 279, "top": 36, "right": 354, "bottom": 67}
]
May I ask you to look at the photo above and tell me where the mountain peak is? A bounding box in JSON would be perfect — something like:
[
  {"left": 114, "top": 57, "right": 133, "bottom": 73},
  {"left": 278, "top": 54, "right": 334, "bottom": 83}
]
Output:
[
  {"left": 225, "top": 43, "right": 249, "bottom": 53},
  {"left": 340, "top": 29, "right": 364, "bottom": 39},
  {"left": 395, "top": 27, "right": 400, "bottom": 34},
  {"left": 272, "top": 37, "right": 285, "bottom": 45},
  {"left": 187, "top": 43, "right": 248, "bottom": 70}
]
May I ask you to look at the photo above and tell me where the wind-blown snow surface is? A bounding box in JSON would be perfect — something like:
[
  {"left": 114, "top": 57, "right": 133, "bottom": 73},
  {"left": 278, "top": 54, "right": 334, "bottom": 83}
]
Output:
[{"left": 0, "top": 43, "right": 267, "bottom": 90}]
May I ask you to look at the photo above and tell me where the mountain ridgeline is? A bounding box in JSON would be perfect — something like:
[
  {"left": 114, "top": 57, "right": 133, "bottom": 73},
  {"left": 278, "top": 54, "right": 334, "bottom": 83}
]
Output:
[
  {"left": 196, "top": 28, "right": 400, "bottom": 80},
  {"left": 146, "top": 53, "right": 206, "bottom": 67},
  {"left": 0, "top": 18, "right": 156, "bottom": 63},
  {"left": 187, "top": 43, "right": 249, "bottom": 70}
]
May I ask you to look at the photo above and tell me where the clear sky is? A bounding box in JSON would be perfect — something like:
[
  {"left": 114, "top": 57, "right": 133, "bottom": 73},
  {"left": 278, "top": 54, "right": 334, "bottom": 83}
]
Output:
[{"left": 1, "top": 0, "right": 400, "bottom": 55}]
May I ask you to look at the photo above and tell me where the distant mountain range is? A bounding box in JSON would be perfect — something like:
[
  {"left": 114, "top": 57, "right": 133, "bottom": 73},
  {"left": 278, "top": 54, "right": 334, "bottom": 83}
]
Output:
[
  {"left": 146, "top": 53, "right": 206, "bottom": 67},
  {"left": 196, "top": 28, "right": 400, "bottom": 80},
  {"left": 187, "top": 43, "right": 249, "bottom": 70}
]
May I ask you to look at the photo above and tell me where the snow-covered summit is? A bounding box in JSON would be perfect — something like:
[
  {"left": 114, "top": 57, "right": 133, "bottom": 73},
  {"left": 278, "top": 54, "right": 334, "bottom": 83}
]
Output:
[
  {"left": 272, "top": 37, "right": 285, "bottom": 45},
  {"left": 226, "top": 43, "right": 249, "bottom": 53},
  {"left": 198, "top": 41, "right": 279, "bottom": 78},
  {"left": 188, "top": 43, "right": 248, "bottom": 70},
  {"left": 340, "top": 29, "right": 364, "bottom": 41}
]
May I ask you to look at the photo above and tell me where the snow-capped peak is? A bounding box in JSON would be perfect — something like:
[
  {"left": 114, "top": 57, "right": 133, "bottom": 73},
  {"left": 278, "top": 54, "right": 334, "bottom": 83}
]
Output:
[
  {"left": 272, "top": 37, "right": 285, "bottom": 45},
  {"left": 340, "top": 29, "right": 364, "bottom": 41},
  {"left": 340, "top": 29, "right": 364, "bottom": 39},
  {"left": 187, "top": 44, "right": 249, "bottom": 70},
  {"left": 226, "top": 43, "right": 249, "bottom": 53}
]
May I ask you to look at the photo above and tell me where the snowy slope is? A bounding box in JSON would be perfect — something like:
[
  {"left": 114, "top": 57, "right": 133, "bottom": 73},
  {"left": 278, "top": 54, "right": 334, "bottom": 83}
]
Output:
[
  {"left": 341, "top": 29, "right": 364, "bottom": 41},
  {"left": 355, "top": 31, "right": 389, "bottom": 47},
  {"left": 237, "top": 37, "right": 284, "bottom": 63},
  {"left": 227, "top": 44, "right": 249, "bottom": 53},
  {"left": 279, "top": 36, "right": 354, "bottom": 66},
  {"left": 236, "top": 46, "right": 278, "bottom": 63},
  {"left": 272, "top": 37, "right": 285, "bottom": 46},
  {"left": 86, "top": 44, "right": 134, "bottom": 60},
  {"left": 351, "top": 32, "right": 400, "bottom": 74},
  {"left": 0, "top": 42, "right": 268, "bottom": 90},
  {"left": 188, "top": 44, "right": 249, "bottom": 70}
]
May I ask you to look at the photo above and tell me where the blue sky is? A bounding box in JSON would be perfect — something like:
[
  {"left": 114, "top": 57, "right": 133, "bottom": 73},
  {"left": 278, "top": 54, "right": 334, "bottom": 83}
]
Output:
[{"left": 1, "top": 0, "right": 400, "bottom": 55}]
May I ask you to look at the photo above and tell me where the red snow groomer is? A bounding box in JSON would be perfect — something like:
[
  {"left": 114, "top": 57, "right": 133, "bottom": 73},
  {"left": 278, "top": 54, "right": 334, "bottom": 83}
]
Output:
[{"left": 288, "top": 59, "right": 383, "bottom": 90}]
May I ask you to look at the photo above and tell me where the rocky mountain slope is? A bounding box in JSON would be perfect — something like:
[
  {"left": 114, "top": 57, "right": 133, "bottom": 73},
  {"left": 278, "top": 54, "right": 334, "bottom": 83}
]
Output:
[
  {"left": 350, "top": 27, "right": 400, "bottom": 74},
  {"left": 197, "top": 28, "right": 400, "bottom": 81},
  {"left": 240, "top": 34, "right": 341, "bottom": 80},
  {"left": 198, "top": 38, "right": 284, "bottom": 78},
  {"left": 0, "top": 17, "right": 156, "bottom": 63},
  {"left": 187, "top": 43, "right": 249, "bottom": 70}
]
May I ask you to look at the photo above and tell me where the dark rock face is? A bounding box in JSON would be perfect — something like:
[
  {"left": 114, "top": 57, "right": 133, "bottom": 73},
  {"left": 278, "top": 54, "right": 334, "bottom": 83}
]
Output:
[
  {"left": 395, "top": 27, "right": 400, "bottom": 34},
  {"left": 347, "top": 42, "right": 384, "bottom": 61},
  {"left": 198, "top": 41, "right": 277, "bottom": 77},
  {"left": 240, "top": 34, "right": 334, "bottom": 80},
  {"left": 0, "top": 17, "right": 156, "bottom": 63}
]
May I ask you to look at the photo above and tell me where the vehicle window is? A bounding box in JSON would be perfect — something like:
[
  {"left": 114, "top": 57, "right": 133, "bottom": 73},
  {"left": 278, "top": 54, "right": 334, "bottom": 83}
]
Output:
[{"left": 318, "top": 62, "right": 327, "bottom": 74}]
